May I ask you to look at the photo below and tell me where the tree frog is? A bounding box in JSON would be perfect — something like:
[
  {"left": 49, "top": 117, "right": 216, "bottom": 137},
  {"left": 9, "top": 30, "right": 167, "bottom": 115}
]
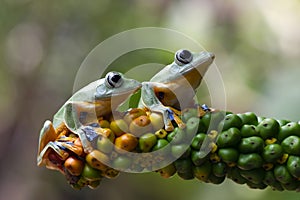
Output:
[
  {"left": 140, "top": 49, "right": 215, "bottom": 131},
  {"left": 37, "top": 71, "right": 141, "bottom": 167}
]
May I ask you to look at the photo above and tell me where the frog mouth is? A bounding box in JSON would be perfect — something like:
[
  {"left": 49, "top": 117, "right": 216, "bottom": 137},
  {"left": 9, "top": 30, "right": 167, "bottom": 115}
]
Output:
[
  {"left": 97, "top": 84, "right": 142, "bottom": 100},
  {"left": 111, "top": 84, "right": 142, "bottom": 97},
  {"left": 181, "top": 51, "right": 215, "bottom": 76}
]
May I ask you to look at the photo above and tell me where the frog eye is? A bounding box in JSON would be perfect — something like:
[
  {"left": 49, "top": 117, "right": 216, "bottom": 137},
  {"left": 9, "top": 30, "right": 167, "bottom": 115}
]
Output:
[
  {"left": 175, "top": 49, "right": 193, "bottom": 65},
  {"left": 105, "top": 72, "right": 123, "bottom": 88}
]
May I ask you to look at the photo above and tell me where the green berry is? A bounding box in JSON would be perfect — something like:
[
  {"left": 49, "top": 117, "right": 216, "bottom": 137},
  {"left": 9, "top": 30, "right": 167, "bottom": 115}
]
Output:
[
  {"left": 281, "top": 135, "right": 300, "bottom": 156},
  {"left": 212, "top": 162, "right": 227, "bottom": 177},
  {"left": 191, "top": 150, "right": 209, "bottom": 166},
  {"left": 193, "top": 161, "right": 212, "bottom": 182},
  {"left": 201, "top": 112, "right": 212, "bottom": 130},
  {"left": 97, "top": 135, "right": 114, "bottom": 154},
  {"left": 238, "top": 112, "right": 258, "bottom": 125},
  {"left": 207, "top": 173, "right": 226, "bottom": 184},
  {"left": 191, "top": 133, "right": 206, "bottom": 150},
  {"left": 218, "top": 114, "right": 243, "bottom": 131},
  {"left": 82, "top": 164, "right": 102, "bottom": 181},
  {"left": 238, "top": 136, "right": 264, "bottom": 153},
  {"left": 139, "top": 133, "right": 157, "bottom": 152},
  {"left": 262, "top": 144, "right": 283, "bottom": 163},
  {"left": 112, "top": 155, "right": 132, "bottom": 170},
  {"left": 278, "top": 122, "right": 300, "bottom": 142},
  {"left": 185, "top": 117, "right": 200, "bottom": 139},
  {"left": 281, "top": 182, "right": 300, "bottom": 191},
  {"left": 277, "top": 119, "right": 291, "bottom": 126},
  {"left": 207, "top": 111, "right": 226, "bottom": 131},
  {"left": 157, "top": 163, "right": 177, "bottom": 178},
  {"left": 218, "top": 148, "right": 239, "bottom": 165},
  {"left": 181, "top": 108, "right": 198, "bottom": 122},
  {"left": 167, "top": 127, "right": 185, "bottom": 144},
  {"left": 177, "top": 171, "right": 194, "bottom": 180},
  {"left": 174, "top": 159, "right": 192, "bottom": 173},
  {"left": 240, "top": 125, "right": 260, "bottom": 137},
  {"left": 257, "top": 118, "right": 280, "bottom": 140},
  {"left": 227, "top": 167, "right": 247, "bottom": 184},
  {"left": 174, "top": 159, "right": 194, "bottom": 180},
  {"left": 263, "top": 171, "right": 284, "bottom": 191},
  {"left": 240, "top": 168, "right": 265, "bottom": 184},
  {"left": 237, "top": 153, "right": 263, "bottom": 170},
  {"left": 152, "top": 139, "right": 170, "bottom": 152},
  {"left": 246, "top": 181, "right": 267, "bottom": 190},
  {"left": 274, "top": 165, "right": 294, "bottom": 184},
  {"left": 216, "top": 127, "right": 241, "bottom": 148},
  {"left": 287, "top": 155, "right": 300, "bottom": 178}
]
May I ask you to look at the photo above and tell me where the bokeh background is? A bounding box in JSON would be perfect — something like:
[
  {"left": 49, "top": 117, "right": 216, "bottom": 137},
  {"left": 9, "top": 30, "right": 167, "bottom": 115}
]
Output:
[{"left": 1, "top": 0, "right": 300, "bottom": 200}]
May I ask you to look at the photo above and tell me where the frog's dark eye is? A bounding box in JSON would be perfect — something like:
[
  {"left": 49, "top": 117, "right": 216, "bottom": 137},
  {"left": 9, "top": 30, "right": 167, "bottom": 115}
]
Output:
[
  {"left": 105, "top": 71, "right": 123, "bottom": 88},
  {"left": 175, "top": 49, "right": 193, "bottom": 65}
]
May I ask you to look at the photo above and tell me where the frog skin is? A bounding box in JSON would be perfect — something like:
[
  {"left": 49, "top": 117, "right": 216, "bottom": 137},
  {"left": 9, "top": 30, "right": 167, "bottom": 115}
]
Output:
[
  {"left": 37, "top": 72, "right": 141, "bottom": 168},
  {"left": 140, "top": 49, "right": 215, "bottom": 131}
]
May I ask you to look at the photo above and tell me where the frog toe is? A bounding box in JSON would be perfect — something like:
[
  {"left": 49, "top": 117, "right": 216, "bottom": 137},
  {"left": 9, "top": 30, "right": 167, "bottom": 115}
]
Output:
[
  {"left": 173, "top": 114, "right": 186, "bottom": 129},
  {"left": 165, "top": 121, "right": 174, "bottom": 132}
]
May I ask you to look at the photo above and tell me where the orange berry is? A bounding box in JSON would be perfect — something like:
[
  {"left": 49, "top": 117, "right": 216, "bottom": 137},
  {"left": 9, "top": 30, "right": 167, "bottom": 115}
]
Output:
[
  {"left": 114, "top": 133, "right": 138, "bottom": 152},
  {"left": 64, "top": 156, "right": 84, "bottom": 176}
]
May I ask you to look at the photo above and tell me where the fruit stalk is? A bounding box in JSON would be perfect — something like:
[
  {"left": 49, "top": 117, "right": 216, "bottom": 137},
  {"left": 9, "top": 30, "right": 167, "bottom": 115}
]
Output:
[{"left": 42, "top": 108, "right": 300, "bottom": 191}]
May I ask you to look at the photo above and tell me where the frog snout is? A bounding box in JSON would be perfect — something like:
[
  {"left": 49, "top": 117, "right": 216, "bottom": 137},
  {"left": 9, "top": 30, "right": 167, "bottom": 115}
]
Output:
[{"left": 209, "top": 52, "right": 215, "bottom": 60}]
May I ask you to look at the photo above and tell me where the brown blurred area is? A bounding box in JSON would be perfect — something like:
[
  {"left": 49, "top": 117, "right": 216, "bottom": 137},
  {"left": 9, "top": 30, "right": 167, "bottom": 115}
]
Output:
[{"left": 1, "top": 1, "right": 300, "bottom": 200}]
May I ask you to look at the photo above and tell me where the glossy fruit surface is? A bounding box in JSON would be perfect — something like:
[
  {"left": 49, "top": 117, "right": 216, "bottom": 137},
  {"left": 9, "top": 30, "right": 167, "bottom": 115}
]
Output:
[
  {"left": 278, "top": 122, "right": 300, "bottom": 142},
  {"left": 262, "top": 144, "right": 283, "bottom": 163},
  {"left": 64, "top": 156, "right": 84, "bottom": 176},
  {"left": 129, "top": 115, "right": 153, "bottom": 137},
  {"left": 82, "top": 164, "right": 102, "bottom": 181},
  {"left": 216, "top": 127, "right": 241, "bottom": 148},
  {"left": 281, "top": 136, "right": 300, "bottom": 155},
  {"left": 191, "top": 133, "right": 206, "bottom": 150},
  {"left": 287, "top": 155, "right": 300, "bottom": 178},
  {"left": 238, "top": 112, "right": 258, "bottom": 125},
  {"left": 257, "top": 118, "right": 280, "bottom": 140},
  {"left": 240, "top": 125, "right": 259, "bottom": 137},
  {"left": 237, "top": 153, "right": 263, "bottom": 170},
  {"left": 110, "top": 119, "right": 129, "bottom": 137},
  {"left": 238, "top": 136, "right": 264, "bottom": 153},
  {"left": 139, "top": 133, "right": 157, "bottom": 152},
  {"left": 114, "top": 133, "right": 138, "bottom": 152},
  {"left": 218, "top": 114, "right": 242, "bottom": 131},
  {"left": 218, "top": 148, "right": 239, "bottom": 165}
]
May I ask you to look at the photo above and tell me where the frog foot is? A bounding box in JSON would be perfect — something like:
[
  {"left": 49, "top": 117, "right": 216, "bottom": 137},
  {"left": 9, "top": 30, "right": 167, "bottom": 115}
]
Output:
[
  {"left": 37, "top": 121, "right": 77, "bottom": 168},
  {"left": 38, "top": 120, "right": 58, "bottom": 160},
  {"left": 197, "top": 104, "right": 212, "bottom": 117},
  {"left": 37, "top": 141, "right": 69, "bottom": 169},
  {"left": 164, "top": 108, "right": 185, "bottom": 131},
  {"left": 167, "top": 107, "right": 186, "bottom": 129}
]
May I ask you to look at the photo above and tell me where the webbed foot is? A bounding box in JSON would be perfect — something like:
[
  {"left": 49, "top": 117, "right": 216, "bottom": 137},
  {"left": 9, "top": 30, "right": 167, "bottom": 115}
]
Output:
[{"left": 37, "top": 120, "right": 58, "bottom": 160}]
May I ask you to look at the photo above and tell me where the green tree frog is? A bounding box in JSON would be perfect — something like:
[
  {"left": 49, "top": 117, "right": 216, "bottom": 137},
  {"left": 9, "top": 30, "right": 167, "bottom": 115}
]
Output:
[
  {"left": 140, "top": 49, "right": 215, "bottom": 131},
  {"left": 37, "top": 71, "right": 141, "bottom": 167}
]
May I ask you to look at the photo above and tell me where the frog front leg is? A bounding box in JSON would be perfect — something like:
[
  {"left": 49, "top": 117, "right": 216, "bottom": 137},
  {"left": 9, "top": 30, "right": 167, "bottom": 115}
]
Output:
[
  {"left": 63, "top": 102, "right": 96, "bottom": 153},
  {"left": 140, "top": 82, "right": 184, "bottom": 131}
]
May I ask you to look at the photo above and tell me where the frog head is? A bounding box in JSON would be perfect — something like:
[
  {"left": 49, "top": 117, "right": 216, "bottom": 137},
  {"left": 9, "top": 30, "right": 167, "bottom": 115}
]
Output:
[
  {"left": 150, "top": 49, "right": 215, "bottom": 89},
  {"left": 149, "top": 50, "right": 215, "bottom": 109},
  {"left": 94, "top": 71, "right": 142, "bottom": 104}
]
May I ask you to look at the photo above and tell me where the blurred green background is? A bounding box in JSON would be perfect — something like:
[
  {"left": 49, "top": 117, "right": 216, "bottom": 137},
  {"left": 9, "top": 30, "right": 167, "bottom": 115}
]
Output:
[{"left": 1, "top": 0, "right": 300, "bottom": 199}]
